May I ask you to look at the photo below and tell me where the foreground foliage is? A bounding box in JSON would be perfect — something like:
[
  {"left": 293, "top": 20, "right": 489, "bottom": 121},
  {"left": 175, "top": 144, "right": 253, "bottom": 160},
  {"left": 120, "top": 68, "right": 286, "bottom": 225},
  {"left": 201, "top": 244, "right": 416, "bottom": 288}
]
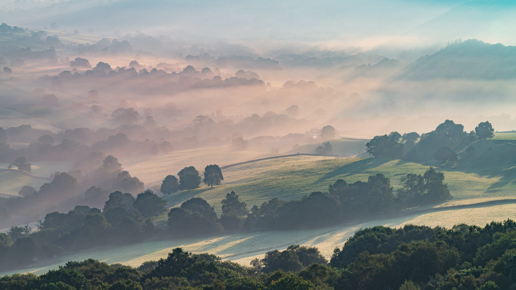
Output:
[{"left": 2, "top": 220, "right": 516, "bottom": 289}]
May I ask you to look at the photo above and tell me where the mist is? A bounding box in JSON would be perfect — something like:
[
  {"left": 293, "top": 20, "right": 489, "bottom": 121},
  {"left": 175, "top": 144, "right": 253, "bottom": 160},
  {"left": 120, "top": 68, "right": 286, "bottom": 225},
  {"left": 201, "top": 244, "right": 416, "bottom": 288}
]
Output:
[{"left": 2, "top": 1, "right": 516, "bottom": 279}]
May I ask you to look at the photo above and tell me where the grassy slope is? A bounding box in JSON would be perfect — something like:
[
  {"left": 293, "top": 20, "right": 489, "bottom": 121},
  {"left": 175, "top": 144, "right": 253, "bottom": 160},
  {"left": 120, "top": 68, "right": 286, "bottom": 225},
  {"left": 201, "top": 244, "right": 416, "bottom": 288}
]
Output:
[{"left": 141, "top": 152, "right": 505, "bottom": 214}]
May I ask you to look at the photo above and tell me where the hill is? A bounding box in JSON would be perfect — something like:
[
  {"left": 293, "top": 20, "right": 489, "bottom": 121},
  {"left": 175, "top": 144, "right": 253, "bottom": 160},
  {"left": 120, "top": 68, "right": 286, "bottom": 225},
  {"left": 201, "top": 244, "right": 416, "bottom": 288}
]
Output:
[{"left": 401, "top": 39, "right": 516, "bottom": 80}]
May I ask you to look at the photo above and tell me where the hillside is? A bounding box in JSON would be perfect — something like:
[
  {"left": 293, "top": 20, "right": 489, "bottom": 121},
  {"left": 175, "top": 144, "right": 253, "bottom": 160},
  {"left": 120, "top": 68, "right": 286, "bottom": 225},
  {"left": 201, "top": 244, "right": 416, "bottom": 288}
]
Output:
[{"left": 402, "top": 39, "right": 516, "bottom": 80}]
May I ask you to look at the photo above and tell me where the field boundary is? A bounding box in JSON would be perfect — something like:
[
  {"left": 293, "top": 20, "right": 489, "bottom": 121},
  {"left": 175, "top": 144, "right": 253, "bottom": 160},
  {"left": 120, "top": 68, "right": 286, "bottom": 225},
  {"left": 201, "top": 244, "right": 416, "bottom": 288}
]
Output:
[{"left": 219, "top": 153, "right": 338, "bottom": 170}]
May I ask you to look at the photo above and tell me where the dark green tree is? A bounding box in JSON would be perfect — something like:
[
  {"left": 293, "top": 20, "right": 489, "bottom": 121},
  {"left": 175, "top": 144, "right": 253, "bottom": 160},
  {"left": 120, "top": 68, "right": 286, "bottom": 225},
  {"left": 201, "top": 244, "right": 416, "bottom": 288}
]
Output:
[
  {"left": 14, "top": 237, "right": 38, "bottom": 266},
  {"left": 133, "top": 190, "right": 167, "bottom": 218},
  {"left": 220, "top": 191, "right": 248, "bottom": 231},
  {"left": 366, "top": 134, "right": 404, "bottom": 159},
  {"left": 203, "top": 164, "right": 224, "bottom": 187},
  {"left": 423, "top": 167, "right": 451, "bottom": 203},
  {"left": 104, "top": 191, "right": 135, "bottom": 212},
  {"left": 160, "top": 175, "right": 179, "bottom": 194},
  {"left": 221, "top": 191, "right": 248, "bottom": 217},
  {"left": 178, "top": 166, "right": 201, "bottom": 190},
  {"left": 475, "top": 121, "right": 495, "bottom": 140}
]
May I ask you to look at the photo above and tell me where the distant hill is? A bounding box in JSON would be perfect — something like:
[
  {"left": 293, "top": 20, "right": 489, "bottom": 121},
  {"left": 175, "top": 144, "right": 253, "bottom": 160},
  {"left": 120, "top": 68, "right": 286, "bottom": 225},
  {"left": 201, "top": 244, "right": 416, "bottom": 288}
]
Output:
[{"left": 402, "top": 39, "right": 516, "bottom": 80}]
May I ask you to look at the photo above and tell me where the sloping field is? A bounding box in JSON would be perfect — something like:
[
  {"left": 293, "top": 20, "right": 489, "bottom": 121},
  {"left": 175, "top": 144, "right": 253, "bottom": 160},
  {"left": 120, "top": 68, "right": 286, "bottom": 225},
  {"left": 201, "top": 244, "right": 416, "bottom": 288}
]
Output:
[
  {"left": 129, "top": 148, "right": 509, "bottom": 212},
  {"left": 3, "top": 202, "right": 515, "bottom": 277}
]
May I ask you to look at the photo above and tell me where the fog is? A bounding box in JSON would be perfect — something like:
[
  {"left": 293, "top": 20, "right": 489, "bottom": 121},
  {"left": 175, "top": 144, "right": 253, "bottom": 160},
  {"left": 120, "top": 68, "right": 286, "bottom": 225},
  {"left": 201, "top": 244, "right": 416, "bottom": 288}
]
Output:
[{"left": 1, "top": 0, "right": 516, "bottom": 232}]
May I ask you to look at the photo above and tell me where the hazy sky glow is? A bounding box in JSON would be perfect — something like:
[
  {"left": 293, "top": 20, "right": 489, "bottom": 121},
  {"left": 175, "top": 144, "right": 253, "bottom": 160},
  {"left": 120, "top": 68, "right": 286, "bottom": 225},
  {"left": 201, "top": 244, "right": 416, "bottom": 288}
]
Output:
[{"left": 3, "top": 0, "right": 516, "bottom": 50}]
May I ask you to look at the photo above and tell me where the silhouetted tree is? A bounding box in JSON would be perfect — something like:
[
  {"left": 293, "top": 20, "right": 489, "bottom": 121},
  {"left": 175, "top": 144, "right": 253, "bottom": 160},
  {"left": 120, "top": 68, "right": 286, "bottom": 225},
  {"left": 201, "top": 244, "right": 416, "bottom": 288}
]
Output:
[
  {"left": 315, "top": 142, "right": 333, "bottom": 155},
  {"left": 366, "top": 133, "right": 404, "bottom": 159},
  {"left": 475, "top": 121, "right": 494, "bottom": 140},
  {"left": 160, "top": 175, "right": 179, "bottom": 195},
  {"left": 178, "top": 166, "right": 201, "bottom": 190},
  {"left": 203, "top": 164, "right": 223, "bottom": 187},
  {"left": 133, "top": 190, "right": 167, "bottom": 218}
]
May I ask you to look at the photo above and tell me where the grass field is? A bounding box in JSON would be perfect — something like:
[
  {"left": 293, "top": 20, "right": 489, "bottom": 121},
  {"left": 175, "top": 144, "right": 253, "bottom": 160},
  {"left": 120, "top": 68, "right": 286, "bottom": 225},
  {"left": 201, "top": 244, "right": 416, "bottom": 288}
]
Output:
[
  {"left": 125, "top": 144, "right": 511, "bottom": 213},
  {"left": 493, "top": 132, "right": 516, "bottom": 140},
  {"left": 2, "top": 202, "right": 514, "bottom": 277}
]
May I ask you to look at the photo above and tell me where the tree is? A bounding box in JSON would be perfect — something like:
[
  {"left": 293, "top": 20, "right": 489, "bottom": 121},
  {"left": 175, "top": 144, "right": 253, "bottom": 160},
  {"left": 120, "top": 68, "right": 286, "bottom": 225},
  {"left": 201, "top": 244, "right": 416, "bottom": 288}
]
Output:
[
  {"left": 475, "top": 121, "right": 494, "bottom": 140},
  {"left": 366, "top": 134, "right": 404, "bottom": 159},
  {"left": 111, "top": 108, "right": 139, "bottom": 125},
  {"left": 178, "top": 166, "right": 201, "bottom": 190},
  {"left": 220, "top": 191, "right": 248, "bottom": 231},
  {"left": 103, "top": 191, "right": 136, "bottom": 212},
  {"left": 221, "top": 192, "right": 248, "bottom": 217},
  {"left": 18, "top": 185, "right": 37, "bottom": 197},
  {"left": 8, "top": 157, "right": 31, "bottom": 172},
  {"left": 320, "top": 125, "right": 336, "bottom": 139},
  {"left": 315, "top": 142, "right": 333, "bottom": 155},
  {"left": 423, "top": 167, "right": 451, "bottom": 203},
  {"left": 133, "top": 190, "right": 167, "bottom": 218},
  {"left": 160, "top": 175, "right": 179, "bottom": 194},
  {"left": 203, "top": 164, "right": 223, "bottom": 187},
  {"left": 14, "top": 237, "right": 38, "bottom": 266}
]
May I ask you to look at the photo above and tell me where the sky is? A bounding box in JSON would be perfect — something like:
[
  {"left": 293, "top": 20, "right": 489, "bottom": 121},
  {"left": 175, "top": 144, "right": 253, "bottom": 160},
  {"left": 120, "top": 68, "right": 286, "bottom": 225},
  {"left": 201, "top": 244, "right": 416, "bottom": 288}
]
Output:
[{"left": 2, "top": 0, "right": 516, "bottom": 51}]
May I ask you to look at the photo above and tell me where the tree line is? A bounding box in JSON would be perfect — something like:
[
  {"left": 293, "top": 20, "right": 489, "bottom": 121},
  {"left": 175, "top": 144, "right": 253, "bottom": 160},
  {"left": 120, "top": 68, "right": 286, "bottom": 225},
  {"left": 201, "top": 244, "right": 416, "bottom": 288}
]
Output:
[
  {"left": 0, "top": 165, "right": 451, "bottom": 272},
  {"left": 167, "top": 167, "right": 451, "bottom": 237},
  {"left": 366, "top": 120, "right": 495, "bottom": 164},
  {"left": 2, "top": 220, "right": 516, "bottom": 289}
]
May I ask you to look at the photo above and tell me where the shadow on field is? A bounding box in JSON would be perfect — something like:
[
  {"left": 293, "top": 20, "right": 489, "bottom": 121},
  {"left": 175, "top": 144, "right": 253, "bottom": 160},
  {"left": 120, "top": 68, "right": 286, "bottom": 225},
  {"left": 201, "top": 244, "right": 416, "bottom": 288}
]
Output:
[
  {"left": 314, "top": 158, "right": 389, "bottom": 183},
  {"left": 486, "top": 167, "right": 516, "bottom": 192}
]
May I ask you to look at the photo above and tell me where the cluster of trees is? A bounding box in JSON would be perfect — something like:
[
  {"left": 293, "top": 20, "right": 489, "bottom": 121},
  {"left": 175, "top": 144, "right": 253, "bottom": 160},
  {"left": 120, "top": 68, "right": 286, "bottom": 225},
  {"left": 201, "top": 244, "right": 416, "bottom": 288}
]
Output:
[
  {"left": 167, "top": 168, "right": 450, "bottom": 237},
  {"left": 48, "top": 60, "right": 266, "bottom": 92},
  {"left": 0, "top": 124, "right": 171, "bottom": 164},
  {"left": 0, "top": 190, "right": 166, "bottom": 271},
  {"left": 160, "top": 164, "right": 223, "bottom": 194},
  {"left": 0, "top": 166, "right": 451, "bottom": 271},
  {"left": 3, "top": 220, "right": 516, "bottom": 289},
  {"left": 366, "top": 120, "right": 495, "bottom": 163},
  {"left": 0, "top": 154, "right": 144, "bottom": 228}
]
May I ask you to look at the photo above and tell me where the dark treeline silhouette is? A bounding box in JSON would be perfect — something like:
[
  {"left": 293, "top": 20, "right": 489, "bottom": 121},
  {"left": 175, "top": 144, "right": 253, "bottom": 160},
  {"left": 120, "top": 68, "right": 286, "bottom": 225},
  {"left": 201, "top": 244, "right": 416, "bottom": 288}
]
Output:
[
  {"left": 0, "top": 167, "right": 450, "bottom": 272},
  {"left": 2, "top": 220, "right": 516, "bottom": 289},
  {"left": 0, "top": 189, "right": 163, "bottom": 271},
  {"left": 366, "top": 120, "right": 495, "bottom": 163},
  {"left": 169, "top": 168, "right": 450, "bottom": 236}
]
